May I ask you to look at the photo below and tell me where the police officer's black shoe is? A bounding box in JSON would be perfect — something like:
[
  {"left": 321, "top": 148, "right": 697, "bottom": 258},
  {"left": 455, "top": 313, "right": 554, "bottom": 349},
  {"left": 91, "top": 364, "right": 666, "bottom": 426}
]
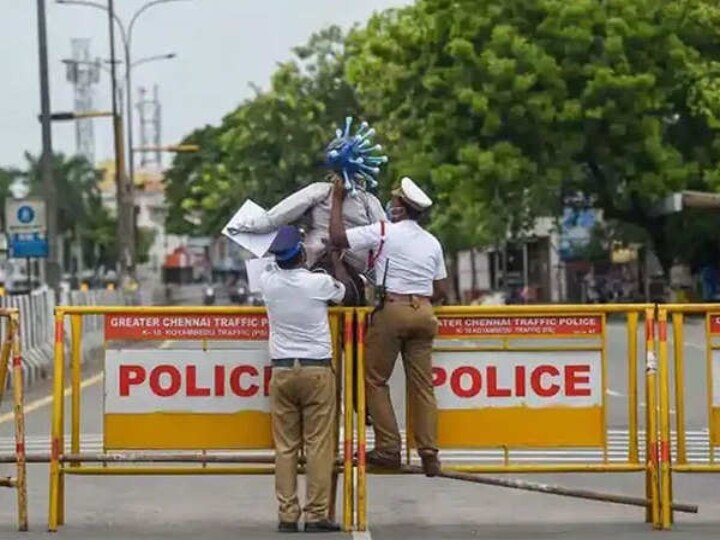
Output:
[
  {"left": 304, "top": 519, "right": 341, "bottom": 533},
  {"left": 278, "top": 521, "right": 299, "bottom": 533},
  {"left": 419, "top": 451, "right": 441, "bottom": 477},
  {"left": 366, "top": 449, "right": 401, "bottom": 469}
]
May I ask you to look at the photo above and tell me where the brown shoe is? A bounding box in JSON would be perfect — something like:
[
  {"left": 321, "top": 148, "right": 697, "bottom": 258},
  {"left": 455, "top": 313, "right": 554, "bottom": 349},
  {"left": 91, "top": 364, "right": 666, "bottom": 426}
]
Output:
[
  {"left": 419, "top": 451, "right": 441, "bottom": 477},
  {"left": 366, "top": 449, "right": 401, "bottom": 469}
]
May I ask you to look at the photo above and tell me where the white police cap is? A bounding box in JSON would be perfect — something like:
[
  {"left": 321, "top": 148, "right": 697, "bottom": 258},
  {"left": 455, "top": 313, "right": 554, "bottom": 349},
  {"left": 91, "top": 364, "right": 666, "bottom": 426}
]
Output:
[{"left": 392, "top": 176, "right": 433, "bottom": 210}]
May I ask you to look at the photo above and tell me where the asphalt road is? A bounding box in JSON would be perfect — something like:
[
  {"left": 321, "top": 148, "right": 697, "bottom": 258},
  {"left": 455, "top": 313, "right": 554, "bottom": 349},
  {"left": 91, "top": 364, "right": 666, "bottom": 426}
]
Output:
[{"left": 0, "top": 315, "right": 719, "bottom": 539}]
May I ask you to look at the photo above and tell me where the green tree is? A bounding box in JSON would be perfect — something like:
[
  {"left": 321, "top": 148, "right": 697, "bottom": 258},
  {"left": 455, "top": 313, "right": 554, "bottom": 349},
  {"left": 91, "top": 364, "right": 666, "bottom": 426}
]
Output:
[
  {"left": 346, "top": 0, "right": 720, "bottom": 273},
  {"left": 163, "top": 125, "right": 223, "bottom": 235},
  {"left": 7, "top": 152, "right": 155, "bottom": 271},
  {"left": 0, "top": 166, "right": 22, "bottom": 225},
  {"left": 164, "top": 26, "right": 363, "bottom": 236},
  {"left": 24, "top": 152, "right": 102, "bottom": 235}
]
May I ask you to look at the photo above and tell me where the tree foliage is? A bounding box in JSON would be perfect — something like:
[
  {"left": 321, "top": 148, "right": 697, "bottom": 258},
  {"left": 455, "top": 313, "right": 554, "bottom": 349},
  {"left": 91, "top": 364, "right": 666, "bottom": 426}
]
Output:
[
  {"left": 1, "top": 153, "right": 152, "bottom": 270},
  {"left": 345, "top": 0, "right": 720, "bottom": 271},
  {"left": 165, "top": 1, "right": 720, "bottom": 274},
  {"left": 164, "top": 26, "right": 360, "bottom": 236}
]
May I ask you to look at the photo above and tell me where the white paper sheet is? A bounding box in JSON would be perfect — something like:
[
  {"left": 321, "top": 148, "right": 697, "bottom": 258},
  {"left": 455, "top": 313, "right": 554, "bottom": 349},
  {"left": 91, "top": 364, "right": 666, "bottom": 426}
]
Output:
[
  {"left": 245, "top": 257, "right": 275, "bottom": 293},
  {"left": 221, "top": 199, "right": 277, "bottom": 257}
]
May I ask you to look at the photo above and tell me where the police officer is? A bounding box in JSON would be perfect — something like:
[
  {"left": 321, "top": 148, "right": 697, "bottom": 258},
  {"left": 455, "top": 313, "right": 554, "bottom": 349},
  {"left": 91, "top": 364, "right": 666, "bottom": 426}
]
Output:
[
  {"left": 329, "top": 176, "right": 448, "bottom": 477},
  {"left": 260, "top": 225, "right": 347, "bottom": 533}
]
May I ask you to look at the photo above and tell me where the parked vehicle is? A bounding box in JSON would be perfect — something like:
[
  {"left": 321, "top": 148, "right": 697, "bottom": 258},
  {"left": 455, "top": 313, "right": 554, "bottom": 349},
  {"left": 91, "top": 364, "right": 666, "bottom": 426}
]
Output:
[
  {"left": 228, "top": 280, "right": 250, "bottom": 304},
  {"left": 248, "top": 292, "right": 264, "bottom": 306},
  {"left": 203, "top": 284, "right": 216, "bottom": 306}
]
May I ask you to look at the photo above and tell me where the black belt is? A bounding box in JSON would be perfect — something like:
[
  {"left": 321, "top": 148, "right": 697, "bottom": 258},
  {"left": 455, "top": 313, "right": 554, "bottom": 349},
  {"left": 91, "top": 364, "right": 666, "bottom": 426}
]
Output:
[{"left": 271, "top": 358, "right": 331, "bottom": 368}]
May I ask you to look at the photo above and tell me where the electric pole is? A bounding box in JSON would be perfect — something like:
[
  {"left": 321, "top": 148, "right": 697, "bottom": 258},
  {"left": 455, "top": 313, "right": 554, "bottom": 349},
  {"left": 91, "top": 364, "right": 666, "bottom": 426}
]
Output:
[
  {"left": 107, "top": 0, "right": 135, "bottom": 279},
  {"left": 36, "top": 0, "right": 60, "bottom": 290}
]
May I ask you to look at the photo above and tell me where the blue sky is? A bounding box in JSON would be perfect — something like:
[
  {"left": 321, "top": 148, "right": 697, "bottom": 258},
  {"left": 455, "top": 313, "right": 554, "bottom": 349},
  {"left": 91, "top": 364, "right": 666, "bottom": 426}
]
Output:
[{"left": 1, "top": 0, "right": 411, "bottom": 168}]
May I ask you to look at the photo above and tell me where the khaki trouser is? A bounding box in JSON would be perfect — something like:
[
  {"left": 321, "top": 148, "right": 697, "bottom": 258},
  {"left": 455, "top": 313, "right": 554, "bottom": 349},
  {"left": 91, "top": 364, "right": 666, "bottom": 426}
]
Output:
[
  {"left": 270, "top": 364, "right": 336, "bottom": 523},
  {"left": 365, "top": 298, "right": 438, "bottom": 455}
]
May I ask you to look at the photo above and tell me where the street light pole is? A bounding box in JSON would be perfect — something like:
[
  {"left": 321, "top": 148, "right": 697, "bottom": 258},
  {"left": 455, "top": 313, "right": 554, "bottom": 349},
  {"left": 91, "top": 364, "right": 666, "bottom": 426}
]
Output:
[
  {"left": 36, "top": 0, "right": 60, "bottom": 291},
  {"left": 57, "top": 0, "right": 186, "bottom": 280},
  {"left": 106, "top": 0, "right": 134, "bottom": 278},
  {"left": 124, "top": 41, "right": 135, "bottom": 257}
]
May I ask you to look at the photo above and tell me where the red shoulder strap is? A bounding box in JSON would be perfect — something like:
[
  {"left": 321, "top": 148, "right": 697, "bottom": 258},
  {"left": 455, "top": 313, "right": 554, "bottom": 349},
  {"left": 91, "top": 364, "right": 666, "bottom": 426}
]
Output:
[{"left": 367, "top": 221, "right": 386, "bottom": 269}]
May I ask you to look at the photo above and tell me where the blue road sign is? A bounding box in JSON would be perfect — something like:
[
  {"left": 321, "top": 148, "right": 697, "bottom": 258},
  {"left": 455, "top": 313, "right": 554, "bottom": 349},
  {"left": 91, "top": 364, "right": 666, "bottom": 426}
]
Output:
[
  {"left": 9, "top": 233, "right": 48, "bottom": 258},
  {"left": 17, "top": 205, "right": 35, "bottom": 224}
]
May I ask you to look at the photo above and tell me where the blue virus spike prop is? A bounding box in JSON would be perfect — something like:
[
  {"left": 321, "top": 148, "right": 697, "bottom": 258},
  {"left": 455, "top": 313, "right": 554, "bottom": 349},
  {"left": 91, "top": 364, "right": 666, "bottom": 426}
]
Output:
[{"left": 324, "top": 116, "right": 389, "bottom": 195}]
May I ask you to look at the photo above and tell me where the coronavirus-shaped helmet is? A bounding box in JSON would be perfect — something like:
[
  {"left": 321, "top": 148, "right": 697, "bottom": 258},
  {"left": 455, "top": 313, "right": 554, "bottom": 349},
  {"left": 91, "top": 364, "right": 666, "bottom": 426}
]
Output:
[{"left": 324, "top": 116, "right": 389, "bottom": 195}]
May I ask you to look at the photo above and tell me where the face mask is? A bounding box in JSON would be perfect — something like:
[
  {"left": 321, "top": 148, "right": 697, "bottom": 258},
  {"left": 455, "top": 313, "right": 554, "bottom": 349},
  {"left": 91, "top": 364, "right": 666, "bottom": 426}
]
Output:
[{"left": 387, "top": 205, "right": 406, "bottom": 223}]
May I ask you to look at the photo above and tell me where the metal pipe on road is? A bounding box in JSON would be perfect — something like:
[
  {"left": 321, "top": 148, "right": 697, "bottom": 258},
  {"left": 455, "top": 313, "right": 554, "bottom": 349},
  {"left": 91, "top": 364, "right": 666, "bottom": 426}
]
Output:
[
  {"left": 400, "top": 465, "right": 699, "bottom": 514},
  {"left": 0, "top": 476, "right": 17, "bottom": 487},
  {"left": 0, "top": 452, "right": 344, "bottom": 466}
]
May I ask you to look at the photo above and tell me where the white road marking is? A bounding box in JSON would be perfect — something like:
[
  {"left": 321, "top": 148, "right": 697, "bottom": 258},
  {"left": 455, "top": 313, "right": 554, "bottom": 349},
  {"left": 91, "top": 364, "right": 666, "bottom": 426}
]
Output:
[
  {"left": 685, "top": 342, "right": 705, "bottom": 351},
  {"left": 353, "top": 530, "right": 372, "bottom": 540},
  {"left": 0, "top": 372, "right": 104, "bottom": 425},
  {"left": 2, "top": 430, "right": 716, "bottom": 462},
  {"left": 605, "top": 389, "right": 624, "bottom": 397}
]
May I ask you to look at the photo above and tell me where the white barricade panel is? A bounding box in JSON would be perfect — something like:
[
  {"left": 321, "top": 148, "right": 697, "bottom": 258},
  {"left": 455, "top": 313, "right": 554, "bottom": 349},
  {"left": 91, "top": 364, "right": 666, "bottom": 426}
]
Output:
[
  {"left": 103, "top": 312, "right": 272, "bottom": 450},
  {"left": 422, "top": 314, "right": 606, "bottom": 448}
]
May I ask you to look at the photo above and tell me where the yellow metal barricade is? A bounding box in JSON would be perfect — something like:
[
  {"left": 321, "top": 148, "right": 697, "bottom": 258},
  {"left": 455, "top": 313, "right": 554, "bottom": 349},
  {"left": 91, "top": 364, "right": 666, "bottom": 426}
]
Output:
[
  {"left": 355, "top": 304, "right": 662, "bottom": 531},
  {"left": 47, "top": 306, "right": 355, "bottom": 532},
  {"left": 0, "top": 308, "right": 28, "bottom": 531},
  {"left": 659, "top": 304, "right": 720, "bottom": 530}
]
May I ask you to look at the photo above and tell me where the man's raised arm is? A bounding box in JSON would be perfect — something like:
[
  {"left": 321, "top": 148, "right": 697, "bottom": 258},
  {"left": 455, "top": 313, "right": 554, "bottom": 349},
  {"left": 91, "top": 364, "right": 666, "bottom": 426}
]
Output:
[
  {"left": 329, "top": 177, "right": 349, "bottom": 249},
  {"left": 233, "top": 183, "right": 331, "bottom": 233}
]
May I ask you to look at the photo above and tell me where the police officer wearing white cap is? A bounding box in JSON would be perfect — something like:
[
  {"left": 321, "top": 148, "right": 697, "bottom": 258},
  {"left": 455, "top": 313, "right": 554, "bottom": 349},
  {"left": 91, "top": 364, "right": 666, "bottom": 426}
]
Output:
[
  {"left": 259, "top": 225, "right": 346, "bottom": 533},
  {"left": 329, "top": 176, "right": 448, "bottom": 477}
]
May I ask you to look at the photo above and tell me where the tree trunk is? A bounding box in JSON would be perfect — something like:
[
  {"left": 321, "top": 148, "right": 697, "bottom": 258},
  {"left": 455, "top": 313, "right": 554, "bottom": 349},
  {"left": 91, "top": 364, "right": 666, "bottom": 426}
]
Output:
[
  {"left": 647, "top": 217, "right": 672, "bottom": 277},
  {"left": 449, "top": 252, "right": 461, "bottom": 304},
  {"left": 470, "top": 248, "right": 477, "bottom": 297}
]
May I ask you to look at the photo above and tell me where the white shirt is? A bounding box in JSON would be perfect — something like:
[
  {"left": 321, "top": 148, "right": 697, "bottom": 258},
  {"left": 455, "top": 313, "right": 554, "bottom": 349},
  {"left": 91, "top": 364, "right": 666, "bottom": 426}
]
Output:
[
  {"left": 346, "top": 220, "right": 447, "bottom": 296},
  {"left": 259, "top": 264, "right": 345, "bottom": 359}
]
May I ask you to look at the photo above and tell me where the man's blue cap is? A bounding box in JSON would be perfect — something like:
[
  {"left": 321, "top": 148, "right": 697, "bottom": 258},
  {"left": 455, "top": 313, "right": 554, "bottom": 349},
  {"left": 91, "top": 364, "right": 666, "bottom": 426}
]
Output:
[{"left": 268, "top": 225, "right": 302, "bottom": 262}]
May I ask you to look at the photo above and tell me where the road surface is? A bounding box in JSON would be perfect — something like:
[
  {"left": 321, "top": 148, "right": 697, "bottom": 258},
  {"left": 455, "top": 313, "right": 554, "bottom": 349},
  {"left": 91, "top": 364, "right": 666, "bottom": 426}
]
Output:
[{"left": 0, "top": 316, "right": 719, "bottom": 539}]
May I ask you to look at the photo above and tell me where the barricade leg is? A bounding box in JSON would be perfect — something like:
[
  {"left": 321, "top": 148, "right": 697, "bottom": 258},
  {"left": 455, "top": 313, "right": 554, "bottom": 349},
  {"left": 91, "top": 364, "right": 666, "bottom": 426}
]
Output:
[
  {"left": 70, "top": 315, "right": 83, "bottom": 465},
  {"left": 328, "top": 314, "right": 341, "bottom": 523},
  {"left": 644, "top": 308, "right": 660, "bottom": 527},
  {"left": 672, "top": 313, "right": 687, "bottom": 465},
  {"left": 356, "top": 311, "right": 367, "bottom": 531},
  {"left": 669, "top": 311, "right": 684, "bottom": 525},
  {"left": 657, "top": 309, "right": 672, "bottom": 529},
  {"left": 627, "top": 312, "right": 639, "bottom": 464},
  {"left": 11, "top": 314, "right": 28, "bottom": 531},
  {"left": 0, "top": 325, "right": 12, "bottom": 405},
  {"left": 48, "top": 312, "right": 66, "bottom": 532},
  {"left": 342, "top": 310, "right": 354, "bottom": 532}
]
